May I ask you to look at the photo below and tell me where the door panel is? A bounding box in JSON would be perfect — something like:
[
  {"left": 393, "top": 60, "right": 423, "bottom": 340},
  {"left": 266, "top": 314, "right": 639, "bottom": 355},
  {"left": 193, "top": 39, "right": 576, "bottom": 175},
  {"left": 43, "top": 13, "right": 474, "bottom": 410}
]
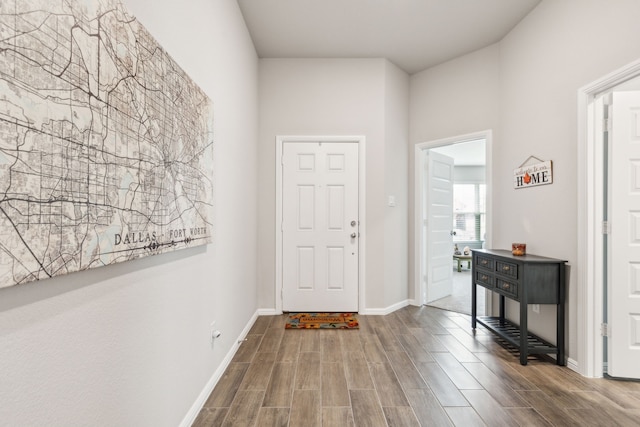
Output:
[
  {"left": 327, "top": 185, "right": 345, "bottom": 230},
  {"left": 426, "top": 151, "right": 455, "bottom": 303},
  {"left": 298, "top": 186, "right": 315, "bottom": 229},
  {"left": 282, "top": 142, "right": 359, "bottom": 312},
  {"left": 327, "top": 247, "right": 344, "bottom": 289},
  {"left": 609, "top": 91, "right": 640, "bottom": 379}
]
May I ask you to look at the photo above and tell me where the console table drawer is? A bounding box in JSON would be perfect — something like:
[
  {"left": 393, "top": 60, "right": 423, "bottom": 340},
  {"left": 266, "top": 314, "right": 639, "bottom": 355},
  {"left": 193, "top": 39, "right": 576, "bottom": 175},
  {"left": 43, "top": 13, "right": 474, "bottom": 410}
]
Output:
[
  {"left": 496, "top": 260, "right": 518, "bottom": 278},
  {"left": 496, "top": 278, "right": 518, "bottom": 298},
  {"left": 475, "top": 254, "right": 494, "bottom": 271},
  {"left": 475, "top": 271, "right": 494, "bottom": 288}
]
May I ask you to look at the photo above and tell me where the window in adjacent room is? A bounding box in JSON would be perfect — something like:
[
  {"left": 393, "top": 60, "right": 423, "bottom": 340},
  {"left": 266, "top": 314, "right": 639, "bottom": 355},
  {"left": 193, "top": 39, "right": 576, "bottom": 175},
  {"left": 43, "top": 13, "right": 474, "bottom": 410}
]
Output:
[{"left": 453, "top": 183, "right": 485, "bottom": 243}]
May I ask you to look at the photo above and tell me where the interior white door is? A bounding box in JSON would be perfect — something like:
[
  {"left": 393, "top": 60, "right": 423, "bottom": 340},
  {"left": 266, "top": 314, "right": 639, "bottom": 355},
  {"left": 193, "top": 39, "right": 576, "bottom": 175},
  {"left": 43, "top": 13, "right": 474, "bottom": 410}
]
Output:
[
  {"left": 426, "top": 151, "right": 455, "bottom": 303},
  {"left": 282, "top": 142, "right": 359, "bottom": 312},
  {"left": 609, "top": 91, "right": 640, "bottom": 379}
]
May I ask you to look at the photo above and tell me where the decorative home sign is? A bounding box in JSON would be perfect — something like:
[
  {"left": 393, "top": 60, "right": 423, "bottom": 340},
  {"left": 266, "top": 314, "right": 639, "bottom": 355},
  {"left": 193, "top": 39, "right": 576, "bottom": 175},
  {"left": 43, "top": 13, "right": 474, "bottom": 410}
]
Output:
[
  {"left": 513, "top": 156, "right": 553, "bottom": 189},
  {"left": 0, "top": 0, "right": 214, "bottom": 288}
]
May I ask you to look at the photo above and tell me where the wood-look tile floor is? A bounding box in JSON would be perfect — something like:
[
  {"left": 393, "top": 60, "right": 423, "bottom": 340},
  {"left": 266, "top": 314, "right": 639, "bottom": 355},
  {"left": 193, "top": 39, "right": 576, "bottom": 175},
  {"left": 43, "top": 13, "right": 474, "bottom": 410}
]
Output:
[{"left": 193, "top": 305, "right": 640, "bottom": 426}]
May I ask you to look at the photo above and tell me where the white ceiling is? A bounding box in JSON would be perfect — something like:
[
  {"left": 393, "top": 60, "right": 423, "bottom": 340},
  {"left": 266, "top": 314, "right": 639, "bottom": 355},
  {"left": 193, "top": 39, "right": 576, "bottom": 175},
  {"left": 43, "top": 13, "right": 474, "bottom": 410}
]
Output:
[
  {"left": 237, "top": 0, "right": 541, "bottom": 74},
  {"left": 431, "top": 139, "right": 486, "bottom": 166}
]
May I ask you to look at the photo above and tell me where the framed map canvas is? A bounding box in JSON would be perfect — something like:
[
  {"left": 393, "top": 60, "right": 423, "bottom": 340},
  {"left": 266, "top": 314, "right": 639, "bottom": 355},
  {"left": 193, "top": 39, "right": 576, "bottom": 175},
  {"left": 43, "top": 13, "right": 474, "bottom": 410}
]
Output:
[{"left": 0, "top": 0, "right": 214, "bottom": 288}]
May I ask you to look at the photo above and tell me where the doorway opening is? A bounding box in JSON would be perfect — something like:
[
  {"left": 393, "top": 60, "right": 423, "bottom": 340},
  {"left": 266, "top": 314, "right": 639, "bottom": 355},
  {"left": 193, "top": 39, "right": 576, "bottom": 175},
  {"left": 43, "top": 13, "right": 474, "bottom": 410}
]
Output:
[{"left": 414, "top": 130, "right": 493, "bottom": 316}]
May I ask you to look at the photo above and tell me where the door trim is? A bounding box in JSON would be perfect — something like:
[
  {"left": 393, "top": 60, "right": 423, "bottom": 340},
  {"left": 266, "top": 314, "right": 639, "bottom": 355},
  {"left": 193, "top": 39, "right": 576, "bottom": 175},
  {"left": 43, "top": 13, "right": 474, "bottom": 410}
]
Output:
[
  {"left": 578, "top": 58, "right": 640, "bottom": 378},
  {"left": 275, "top": 135, "right": 366, "bottom": 314},
  {"left": 414, "top": 130, "right": 493, "bottom": 309}
]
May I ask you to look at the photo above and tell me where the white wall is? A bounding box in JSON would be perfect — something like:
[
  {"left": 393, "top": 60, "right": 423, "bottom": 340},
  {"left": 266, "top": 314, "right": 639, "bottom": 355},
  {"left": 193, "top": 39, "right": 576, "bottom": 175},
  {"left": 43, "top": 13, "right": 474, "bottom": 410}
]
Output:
[
  {"left": 258, "top": 58, "right": 410, "bottom": 312},
  {"left": 384, "top": 61, "right": 410, "bottom": 307},
  {"left": 409, "top": 44, "right": 502, "bottom": 144},
  {"left": 410, "top": 0, "right": 640, "bottom": 366},
  {"left": 0, "top": 1, "right": 259, "bottom": 426}
]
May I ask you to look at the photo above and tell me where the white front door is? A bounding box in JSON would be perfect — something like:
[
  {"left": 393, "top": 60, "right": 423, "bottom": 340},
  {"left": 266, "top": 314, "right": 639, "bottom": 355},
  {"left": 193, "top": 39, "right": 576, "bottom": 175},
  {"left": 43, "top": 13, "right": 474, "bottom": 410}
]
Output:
[
  {"left": 282, "top": 142, "right": 359, "bottom": 312},
  {"left": 609, "top": 91, "right": 640, "bottom": 379},
  {"left": 426, "top": 151, "right": 455, "bottom": 303}
]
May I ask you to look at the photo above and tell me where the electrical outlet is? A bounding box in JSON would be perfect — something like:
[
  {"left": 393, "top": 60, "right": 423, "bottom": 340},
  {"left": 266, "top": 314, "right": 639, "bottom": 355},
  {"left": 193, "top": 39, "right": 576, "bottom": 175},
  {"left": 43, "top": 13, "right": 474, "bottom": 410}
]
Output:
[{"left": 532, "top": 304, "right": 540, "bottom": 314}]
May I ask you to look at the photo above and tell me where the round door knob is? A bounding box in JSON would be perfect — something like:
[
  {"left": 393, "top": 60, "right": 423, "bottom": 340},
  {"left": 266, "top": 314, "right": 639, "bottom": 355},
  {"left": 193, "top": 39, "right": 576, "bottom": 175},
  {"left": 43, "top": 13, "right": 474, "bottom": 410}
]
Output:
[{"left": 351, "top": 233, "right": 357, "bottom": 238}]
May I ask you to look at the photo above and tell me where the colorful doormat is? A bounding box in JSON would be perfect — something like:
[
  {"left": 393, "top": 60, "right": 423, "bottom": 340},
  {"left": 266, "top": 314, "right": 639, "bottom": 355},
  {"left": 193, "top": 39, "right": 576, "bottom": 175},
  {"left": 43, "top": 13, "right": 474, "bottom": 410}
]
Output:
[{"left": 285, "top": 313, "right": 359, "bottom": 329}]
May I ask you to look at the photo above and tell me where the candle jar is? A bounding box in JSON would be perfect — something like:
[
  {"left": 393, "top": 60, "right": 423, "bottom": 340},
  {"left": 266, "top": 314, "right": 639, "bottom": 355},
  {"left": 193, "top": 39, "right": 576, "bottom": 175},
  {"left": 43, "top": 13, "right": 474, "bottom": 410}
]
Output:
[{"left": 512, "top": 243, "right": 526, "bottom": 256}]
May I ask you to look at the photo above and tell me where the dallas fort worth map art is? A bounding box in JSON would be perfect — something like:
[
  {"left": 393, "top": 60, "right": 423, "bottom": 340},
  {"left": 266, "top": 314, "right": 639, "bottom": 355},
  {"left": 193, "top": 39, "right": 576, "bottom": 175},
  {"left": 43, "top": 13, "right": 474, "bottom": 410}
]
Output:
[{"left": 0, "top": 0, "right": 214, "bottom": 288}]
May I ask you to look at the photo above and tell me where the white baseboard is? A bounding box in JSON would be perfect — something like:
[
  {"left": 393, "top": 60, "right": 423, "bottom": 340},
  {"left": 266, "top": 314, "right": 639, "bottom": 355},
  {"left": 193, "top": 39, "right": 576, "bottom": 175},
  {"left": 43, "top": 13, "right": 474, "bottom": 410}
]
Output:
[
  {"left": 359, "top": 299, "right": 410, "bottom": 315},
  {"left": 566, "top": 357, "right": 580, "bottom": 374},
  {"left": 179, "top": 310, "right": 260, "bottom": 427}
]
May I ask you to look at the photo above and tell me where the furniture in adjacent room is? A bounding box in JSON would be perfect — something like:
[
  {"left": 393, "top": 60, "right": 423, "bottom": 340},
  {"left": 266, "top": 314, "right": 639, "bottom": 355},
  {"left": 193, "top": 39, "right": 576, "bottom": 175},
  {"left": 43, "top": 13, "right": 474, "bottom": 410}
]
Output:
[
  {"left": 452, "top": 254, "right": 472, "bottom": 272},
  {"left": 471, "top": 249, "right": 567, "bottom": 366}
]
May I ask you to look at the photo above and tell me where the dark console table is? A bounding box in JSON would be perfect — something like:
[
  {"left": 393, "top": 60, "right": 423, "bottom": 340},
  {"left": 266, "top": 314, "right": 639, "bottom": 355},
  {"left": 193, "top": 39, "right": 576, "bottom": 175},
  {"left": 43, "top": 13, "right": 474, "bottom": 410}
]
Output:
[{"left": 471, "top": 249, "right": 566, "bottom": 365}]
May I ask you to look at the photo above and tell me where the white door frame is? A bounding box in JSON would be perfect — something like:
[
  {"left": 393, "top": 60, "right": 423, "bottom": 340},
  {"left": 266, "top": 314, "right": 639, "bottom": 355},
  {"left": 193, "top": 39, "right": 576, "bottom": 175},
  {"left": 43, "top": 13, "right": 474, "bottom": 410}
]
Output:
[
  {"left": 577, "top": 58, "right": 640, "bottom": 378},
  {"left": 275, "top": 135, "right": 366, "bottom": 314},
  {"left": 414, "top": 130, "right": 493, "bottom": 308}
]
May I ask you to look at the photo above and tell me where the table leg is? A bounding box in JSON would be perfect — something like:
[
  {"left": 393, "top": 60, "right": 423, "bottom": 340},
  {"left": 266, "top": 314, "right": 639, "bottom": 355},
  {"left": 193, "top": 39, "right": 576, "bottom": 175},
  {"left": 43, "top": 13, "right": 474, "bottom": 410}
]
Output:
[
  {"left": 520, "top": 301, "right": 528, "bottom": 365},
  {"left": 471, "top": 283, "right": 477, "bottom": 329},
  {"left": 471, "top": 258, "right": 477, "bottom": 329},
  {"left": 557, "top": 302, "right": 565, "bottom": 366},
  {"left": 557, "top": 263, "right": 566, "bottom": 366}
]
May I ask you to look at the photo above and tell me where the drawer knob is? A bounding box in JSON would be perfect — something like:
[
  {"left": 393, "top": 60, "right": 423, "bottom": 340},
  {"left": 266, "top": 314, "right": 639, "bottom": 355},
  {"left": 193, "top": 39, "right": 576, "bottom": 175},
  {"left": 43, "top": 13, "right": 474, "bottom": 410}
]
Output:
[
  {"left": 503, "top": 266, "right": 510, "bottom": 271},
  {"left": 481, "top": 275, "right": 488, "bottom": 281},
  {"left": 481, "top": 260, "right": 488, "bottom": 265}
]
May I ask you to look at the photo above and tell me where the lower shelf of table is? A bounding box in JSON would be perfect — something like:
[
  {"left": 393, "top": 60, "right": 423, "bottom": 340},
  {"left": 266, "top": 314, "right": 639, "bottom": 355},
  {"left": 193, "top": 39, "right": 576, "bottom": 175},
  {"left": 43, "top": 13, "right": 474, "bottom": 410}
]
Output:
[{"left": 474, "top": 316, "right": 557, "bottom": 355}]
